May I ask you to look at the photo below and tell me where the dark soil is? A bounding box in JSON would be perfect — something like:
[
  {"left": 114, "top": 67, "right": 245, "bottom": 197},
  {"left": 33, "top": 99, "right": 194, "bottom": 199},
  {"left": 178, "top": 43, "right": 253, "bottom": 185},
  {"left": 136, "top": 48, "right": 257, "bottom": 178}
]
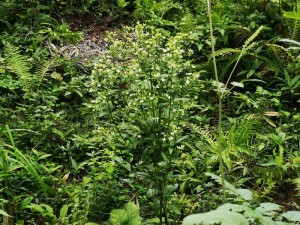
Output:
[{"left": 271, "top": 182, "right": 300, "bottom": 211}]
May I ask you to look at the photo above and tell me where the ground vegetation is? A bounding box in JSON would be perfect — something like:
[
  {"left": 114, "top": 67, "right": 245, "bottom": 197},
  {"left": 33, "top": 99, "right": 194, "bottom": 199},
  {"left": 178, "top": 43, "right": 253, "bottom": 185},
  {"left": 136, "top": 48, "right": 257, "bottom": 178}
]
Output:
[{"left": 0, "top": 0, "right": 299, "bottom": 224}]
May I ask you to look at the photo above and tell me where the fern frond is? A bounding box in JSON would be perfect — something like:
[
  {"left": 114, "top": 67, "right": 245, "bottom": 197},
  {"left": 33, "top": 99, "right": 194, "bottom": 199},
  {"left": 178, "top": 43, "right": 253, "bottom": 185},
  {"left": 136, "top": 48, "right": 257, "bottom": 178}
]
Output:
[
  {"left": 34, "top": 58, "right": 56, "bottom": 86},
  {"left": 243, "top": 26, "right": 264, "bottom": 49},
  {"left": 4, "top": 44, "right": 33, "bottom": 92},
  {"left": 189, "top": 123, "right": 216, "bottom": 148},
  {"left": 266, "top": 43, "right": 294, "bottom": 60},
  {"left": 230, "top": 27, "right": 251, "bottom": 47},
  {"left": 283, "top": 8, "right": 300, "bottom": 41},
  {"left": 244, "top": 41, "right": 259, "bottom": 53}
]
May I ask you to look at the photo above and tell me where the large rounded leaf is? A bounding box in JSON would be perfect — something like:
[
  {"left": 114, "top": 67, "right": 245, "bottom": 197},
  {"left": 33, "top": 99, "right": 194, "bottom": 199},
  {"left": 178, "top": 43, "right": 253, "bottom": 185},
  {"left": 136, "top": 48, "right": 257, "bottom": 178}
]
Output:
[
  {"left": 282, "top": 211, "right": 300, "bottom": 222},
  {"left": 182, "top": 209, "right": 249, "bottom": 225}
]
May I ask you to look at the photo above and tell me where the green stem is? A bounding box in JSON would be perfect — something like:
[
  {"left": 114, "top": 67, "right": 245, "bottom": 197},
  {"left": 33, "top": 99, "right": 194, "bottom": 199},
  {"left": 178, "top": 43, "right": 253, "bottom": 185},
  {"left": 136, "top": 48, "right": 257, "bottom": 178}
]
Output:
[
  {"left": 207, "top": 0, "right": 226, "bottom": 202},
  {"left": 159, "top": 180, "right": 163, "bottom": 225}
]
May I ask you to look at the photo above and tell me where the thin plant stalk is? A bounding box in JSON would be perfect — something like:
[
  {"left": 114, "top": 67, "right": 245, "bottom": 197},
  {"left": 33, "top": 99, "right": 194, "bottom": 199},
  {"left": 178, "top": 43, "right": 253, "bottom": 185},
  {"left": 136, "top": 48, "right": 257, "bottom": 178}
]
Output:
[{"left": 207, "top": 0, "right": 226, "bottom": 202}]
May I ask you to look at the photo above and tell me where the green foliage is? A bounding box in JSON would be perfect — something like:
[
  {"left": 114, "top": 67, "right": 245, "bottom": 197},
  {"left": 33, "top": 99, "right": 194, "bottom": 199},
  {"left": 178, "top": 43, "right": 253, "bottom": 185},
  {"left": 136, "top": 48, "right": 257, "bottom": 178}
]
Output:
[
  {"left": 183, "top": 209, "right": 249, "bottom": 225},
  {"left": 183, "top": 176, "right": 300, "bottom": 225},
  {"left": 109, "top": 202, "right": 142, "bottom": 225},
  {"left": 4, "top": 44, "right": 56, "bottom": 94},
  {"left": 39, "top": 22, "right": 83, "bottom": 45},
  {"left": 283, "top": 0, "right": 300, "bottom": 41},
  {"left": 0, "top": 0, "right": 299, "bottom": 224},
  {"left": 4, "top": 44, "right": 34, "bottom": 93}
]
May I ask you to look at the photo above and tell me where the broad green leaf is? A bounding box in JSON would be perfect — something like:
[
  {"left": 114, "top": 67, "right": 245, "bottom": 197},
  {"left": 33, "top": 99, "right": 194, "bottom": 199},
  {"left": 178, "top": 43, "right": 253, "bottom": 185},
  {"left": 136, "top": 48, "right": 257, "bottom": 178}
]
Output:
[
  {"left": 236, "top": 189, "right": 253, "bottom": 201},
  {"left": 26, "top": 204, "right": 44, "bottom": 215},
  {"left": 71, "top": 158, "right": 77, "bottom": 169},
  {"left": 257, "top": 216, "right": 277, "bottom": 225},
  {"left": 125, "top": 202, "right": 142, "bottom": 225},
  {"left": 255, "top": 203, "right": 282, "bottom": 214},
  {"left": 109, "top": 209, "right": 127, "bottom": 224},
  {"left": 282, "top": 211, "right": 300, "bottom": 222},
  {"left": 182, "top": 210, "right": 249, "bottom": 225},
  {"left": 218, "top": 204, "right": 255, "bottom": 217}
]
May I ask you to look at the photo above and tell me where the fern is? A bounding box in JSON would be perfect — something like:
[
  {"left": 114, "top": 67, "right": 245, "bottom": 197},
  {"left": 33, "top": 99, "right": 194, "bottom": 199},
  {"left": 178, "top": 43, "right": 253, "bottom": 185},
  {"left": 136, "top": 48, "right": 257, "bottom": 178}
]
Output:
[
  {"left": 188, "top": 123, "right": 216, "bottom": 148},
  {"left": 5, "top": 44, "right": 56, "bottom": 93},
  {"left": 283, "top": 0, "right": 300, "bottom": 41},
  {"left": 243, "top": 26, "right": 264, "bottom": 50},
  {"left": 4, "top": 43, "right": 33, "bottom": 92},
  {"left": 266, "top": 43, "right": 294, "bottom": 60},
  {"left": 213, "top": 26, "right": 264, "bottom": 89},
  {"left": 34, "top": 58, "right": 56, "bottom": 86}
]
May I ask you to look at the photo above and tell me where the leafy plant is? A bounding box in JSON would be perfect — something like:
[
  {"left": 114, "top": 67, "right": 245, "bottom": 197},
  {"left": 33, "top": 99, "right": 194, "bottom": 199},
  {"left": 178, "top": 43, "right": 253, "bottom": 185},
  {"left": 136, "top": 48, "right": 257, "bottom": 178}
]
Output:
[
  {"left": 4, "top": 43, "right": 56, "bottom": 94},
  {"left": 183, "top": 174, "right": 300, "bottom": 225},
  {"left": 283, "top": 0, "right": 300, "bottom": 41}
]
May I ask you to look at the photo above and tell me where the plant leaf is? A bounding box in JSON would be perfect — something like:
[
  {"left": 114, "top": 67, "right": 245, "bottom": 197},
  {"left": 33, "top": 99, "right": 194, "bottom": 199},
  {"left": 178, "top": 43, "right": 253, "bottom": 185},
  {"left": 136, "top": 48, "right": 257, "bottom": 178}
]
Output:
[
  {"left": 109, "top": 209, "right": 127, "bottom": 224},
  {"left": 0, "top": 209, "right": 11, "bottom": 217},
  {"left": 59, "top": 204, "right": 69, "bottom": 219},
  {"left": 282, "top": 211, "right": 300, "bottom": 222},
  {"left": 182, "top": 209, "right": 249, "bottom": 225},
  {"left": 125, "top": 202, "right": 142, "bottom": 225}
]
